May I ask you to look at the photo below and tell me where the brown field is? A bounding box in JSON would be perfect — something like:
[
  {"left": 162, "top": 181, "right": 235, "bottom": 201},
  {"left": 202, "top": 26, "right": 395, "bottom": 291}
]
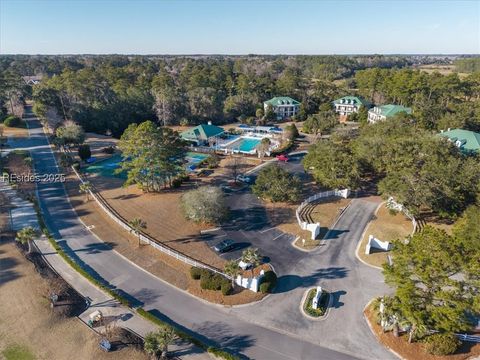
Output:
[
  {"left": 365, "top": 304, "right": 480, "bottom": 360},
  {"left": 64, "top": 173, "right": 265, "bottom": 305},
  {"left": 268, "top": 197, "right": 351, "bottom": 250},
  {"left": 416, "top": 64, "right": 469, "bottom": 79},
  {"left": 0, "top": 194, "right": 147, "bottom": 360},
  {"left": 4, "top": 152, "right": 36, "bottom": 197},
  {"left": 1, "top": 123, "right": 29, "bottom": 138},
  {"left": 358, "top": 204, "right": 413, "bottom": 268}
]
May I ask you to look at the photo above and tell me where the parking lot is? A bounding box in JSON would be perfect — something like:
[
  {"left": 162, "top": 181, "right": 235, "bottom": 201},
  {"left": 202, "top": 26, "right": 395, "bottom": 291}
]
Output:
[{"left": 204, "top": 153, "right": 309, "bottom": 275}]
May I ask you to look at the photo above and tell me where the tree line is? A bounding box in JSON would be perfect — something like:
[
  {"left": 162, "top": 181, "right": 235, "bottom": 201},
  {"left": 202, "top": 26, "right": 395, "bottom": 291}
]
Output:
[{"left": 1, "top": 54, "right": 414, "bottom": 135}]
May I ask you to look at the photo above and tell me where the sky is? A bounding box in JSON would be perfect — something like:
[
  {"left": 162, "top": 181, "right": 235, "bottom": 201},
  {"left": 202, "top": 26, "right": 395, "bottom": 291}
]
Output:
[{"left": 0, "top": 0, "right": 479, "bottom": 55}]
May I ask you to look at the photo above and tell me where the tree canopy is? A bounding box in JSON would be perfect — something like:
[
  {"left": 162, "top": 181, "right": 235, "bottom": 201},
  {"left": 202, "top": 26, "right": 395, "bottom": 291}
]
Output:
[
  {"left": 252, "top": 164, "right": 301, "bottom": 203},
  {"left": 117, "top": 120, "right": 186, "bottom": 191}
]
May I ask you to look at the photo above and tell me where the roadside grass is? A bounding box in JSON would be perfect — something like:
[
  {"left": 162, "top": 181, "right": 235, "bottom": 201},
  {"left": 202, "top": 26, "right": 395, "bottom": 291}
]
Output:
[
  {"left": 2, "top": 344, "right": 35, "bottom": 360},
  {"left": 358, "top": 204, "right": 413, "bottom": 268}
]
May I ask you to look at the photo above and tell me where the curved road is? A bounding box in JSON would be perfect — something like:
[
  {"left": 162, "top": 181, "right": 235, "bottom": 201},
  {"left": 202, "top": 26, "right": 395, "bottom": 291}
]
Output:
[{"left": 12, "top": 107, "right": 394, "bottom": 360}]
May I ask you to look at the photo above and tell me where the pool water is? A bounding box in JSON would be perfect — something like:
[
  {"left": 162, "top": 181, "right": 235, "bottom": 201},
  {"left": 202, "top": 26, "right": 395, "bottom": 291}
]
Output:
[
  {"left": 85, "top": 154, "right": 126, "bottom": 178},
  {"left": 237, "top": 138, "right": 261, "bottom": 152},
  {"left": 85, "top": 152, "right": 209, "bottom": 178},
  {"left": 186, "top": 152, "right": 209, "bottom": 163}
]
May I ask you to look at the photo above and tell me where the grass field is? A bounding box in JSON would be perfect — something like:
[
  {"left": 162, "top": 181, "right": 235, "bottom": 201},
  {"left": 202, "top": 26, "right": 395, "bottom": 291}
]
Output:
[
  {"left": 64, "top": 173, "right": 265, "bottom": 305},
  {"left": 271, "top": 197, "right": 351, "bottom": 250},
  {"left": 358, "top": 204, "right": 413, "bottom": 268}
]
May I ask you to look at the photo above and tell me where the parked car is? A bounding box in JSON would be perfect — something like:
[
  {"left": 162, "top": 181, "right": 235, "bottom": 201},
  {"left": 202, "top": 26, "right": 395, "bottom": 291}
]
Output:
[
  {"left": 213, "top": 239, "right": 235, "bottom": 253},
  {"left": 236, "top": 174, "right": 252, "bottom": 183},
  {"left": 276, "top": 154, "right": 289, "bottom": 162}
]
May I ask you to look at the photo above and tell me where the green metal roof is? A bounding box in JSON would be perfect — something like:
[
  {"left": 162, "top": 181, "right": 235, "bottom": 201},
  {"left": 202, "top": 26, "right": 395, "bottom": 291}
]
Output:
[
  {"left": 439, "top": 129, "right": 480, "bottom": 154},
  {"left": 180, "top": 124, "right": 225, "bottom": 141},
  {"left": 333, "top": 96, "right": 371, "bottom": 108},
  {"left": 264, "top": 96, "right": 300, "bottom": 106},
  {"left": 374, "top": 104, "right": 412, "bottom": 118}
]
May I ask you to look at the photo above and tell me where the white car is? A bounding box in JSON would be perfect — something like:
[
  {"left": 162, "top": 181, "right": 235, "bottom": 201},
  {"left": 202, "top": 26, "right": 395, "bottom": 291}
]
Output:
[{"left": 236, "top": 174, "right": 252, "bottom": 183}]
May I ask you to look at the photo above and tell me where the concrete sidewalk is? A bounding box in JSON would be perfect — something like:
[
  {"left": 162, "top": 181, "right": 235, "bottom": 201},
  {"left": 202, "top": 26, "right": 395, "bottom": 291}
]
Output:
[{"left": 1, "top": 178, "right": 209, "bottom": 359}]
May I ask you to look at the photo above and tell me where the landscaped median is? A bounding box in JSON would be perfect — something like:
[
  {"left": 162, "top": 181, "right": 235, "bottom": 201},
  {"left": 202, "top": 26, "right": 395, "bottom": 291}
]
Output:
[
  {"left": 32, "top": 200, "right": 243, "bottom": 360},
  {"left": 301, "top": 287, "right": 330, "bottom": 319}
]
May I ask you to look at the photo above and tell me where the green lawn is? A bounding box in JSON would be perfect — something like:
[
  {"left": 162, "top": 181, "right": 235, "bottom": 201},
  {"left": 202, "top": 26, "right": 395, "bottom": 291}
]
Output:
[{"left": 2, "top": 344, "right": 35, "bottom": 360}]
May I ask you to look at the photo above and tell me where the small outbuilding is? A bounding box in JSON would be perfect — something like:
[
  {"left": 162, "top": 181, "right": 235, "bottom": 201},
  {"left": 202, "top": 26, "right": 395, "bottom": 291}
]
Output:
[{"left": 180, "top": 123, "right": 225, "bottom": 146}]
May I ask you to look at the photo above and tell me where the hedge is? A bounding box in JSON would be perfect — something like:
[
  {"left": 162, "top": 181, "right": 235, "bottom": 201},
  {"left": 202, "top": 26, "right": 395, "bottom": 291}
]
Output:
[
  {"left": 190, "top": 267, "right": 203, "bottom": 280},
  {"left": 4, "top": 115, "right": 22, "bottom": 127},
  {"left": 424, "top": 333, "right": 461, "bottom": 356},
  {"left": 259, "top": 270, "right": 277, "bottom": 293},
  {"left": 33, "top": 201, "right": 242, "bottom": 360}
]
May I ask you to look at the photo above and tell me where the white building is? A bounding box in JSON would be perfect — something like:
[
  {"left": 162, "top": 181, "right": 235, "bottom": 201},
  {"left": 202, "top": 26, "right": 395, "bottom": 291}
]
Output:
[
  {"left": 333, "top": 96, "right": 371, "bottom": 116},
  {"left": 367, "top": 104, "right": 412, "bottom": 124},
  {"left": 263, "top": 96, "right": 301, "bottom": 120}
]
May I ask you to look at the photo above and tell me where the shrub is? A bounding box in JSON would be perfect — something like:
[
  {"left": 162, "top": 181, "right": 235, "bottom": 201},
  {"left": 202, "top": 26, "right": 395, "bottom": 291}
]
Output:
[
  {"left": 72, "top": 162, "right": 81, "bottom": 170},
  {"left": 78, "top": 144, "right": 91, "bottom": 161},
  {"left": 205, "top": 155, "right": 220, "bottom": 169},
  {"left": 4, "top": 116, "right": 22, "bottom": 127},
  {"left": 172, "top": 178, "right": 183, "bottom": 188},
  {"left": 221, "top": 281, "right": 233, "bottom": 296},
  {"left": 259, "top": 270, "right": 277, "bottom": 293},
  {"left": 424, "top": 333, "right": 460, "bottom": 356},
  {"left": 200, "top": 272, "right": 225, "bottom": 291},
  {"left": 60, "top": 153, "right": 73, "bottom": 167},
  {"left": 190, "top": 267, "right": 203, "bottom": 280},
  {"left": 102, "top": 146, "right": 115, "bottom": 154},
  {"left": 23, "top": 157, "right": 33, "bottom": 167},
  {"left": 259, "top": 282, "right": 270, "bottom": 294}
]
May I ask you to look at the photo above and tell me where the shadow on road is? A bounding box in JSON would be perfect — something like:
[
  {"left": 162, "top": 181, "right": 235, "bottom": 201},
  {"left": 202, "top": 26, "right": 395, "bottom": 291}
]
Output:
[
  {"left": 148, "top": 309, "right": 254, "bottom": 359},
  {"left": 329, "top": 290, "right": 347, "bottom": 309},
  {"left": 323, "top": 229, "right": 349, "bottom": 240},
  {"left": 274, "top": 267, "right": 349, "bottom": 293}
]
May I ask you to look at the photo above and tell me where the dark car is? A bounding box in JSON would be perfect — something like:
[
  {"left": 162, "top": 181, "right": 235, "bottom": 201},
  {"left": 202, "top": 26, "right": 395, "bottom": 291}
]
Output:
[{"left": 214, "top": 239, "right": 235, "bottom": 253}]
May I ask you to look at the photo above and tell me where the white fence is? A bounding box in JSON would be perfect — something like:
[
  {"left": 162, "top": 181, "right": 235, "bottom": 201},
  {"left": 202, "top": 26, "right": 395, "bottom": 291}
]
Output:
[
  {"left": 71, "top": 166, "right": 229, "bottom": 279},
  {"left": 296, "top": 189, "right": 350, "bottom": 239},
  {"left": 386, "top": 197, "right": 417, "bottom": 235}
]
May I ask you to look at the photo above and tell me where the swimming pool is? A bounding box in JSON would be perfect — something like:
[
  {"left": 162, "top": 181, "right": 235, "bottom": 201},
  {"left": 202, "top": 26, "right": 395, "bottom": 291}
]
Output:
[
  {"left": 223, "top": 137, "right": 261, "bottom": 153},
  {"left": 186, "top": 152, "right": 209, "bottom": 163},
  {"left": 85, "top": 152, "right": 208, "bottom": 178},
  {"left": 85, "top": 154, "right": 126, "bottom": 178}
]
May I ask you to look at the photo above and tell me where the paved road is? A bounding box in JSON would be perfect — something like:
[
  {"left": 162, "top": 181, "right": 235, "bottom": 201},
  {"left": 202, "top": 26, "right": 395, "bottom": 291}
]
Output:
[{"left": 12, "top": 109, "right": 373, "bottom": 359}]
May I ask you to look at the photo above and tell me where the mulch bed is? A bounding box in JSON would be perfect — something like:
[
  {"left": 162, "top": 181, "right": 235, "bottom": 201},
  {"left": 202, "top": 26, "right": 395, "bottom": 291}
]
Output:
[{"left": 364, "top": 304, "right": 480, "bottom": 360}]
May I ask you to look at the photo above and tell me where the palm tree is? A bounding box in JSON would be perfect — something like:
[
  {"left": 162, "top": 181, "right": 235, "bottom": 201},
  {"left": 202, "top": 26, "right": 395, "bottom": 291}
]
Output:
[
  {"left": 144, "top": 331, "right": 161, "bottom": 360},
  {"left": 79, "top": 181, "right": 92, "bottom": 202},
  {"left": 15, "top": 226, "right": 37, "bottom": 254},
  {"left": 241, "top": 248, "right": 261, "bottom": 278},
  {"left": 224, "top": 260, "right": 240, "bottom": 287},
  {"left": 157, "top": 325, "right": 176, "bottom": 359},
  {"left": 144, "top": 326, "right": 177, "bottom": 360},
  {"left": 129, "top": 217, "right": 147, "bottom": 246}
]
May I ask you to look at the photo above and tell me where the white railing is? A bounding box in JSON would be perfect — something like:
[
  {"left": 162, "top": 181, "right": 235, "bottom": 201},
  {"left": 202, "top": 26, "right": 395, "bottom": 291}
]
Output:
[
  {"left": 296, "top": 189, "right": 350, "bottom": 230},
  {"left": 386, "top": 197, "right": 417, "bottom": 234},
  {"left": 71, "top": 165, "right": 229, "bottom": 278}
]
